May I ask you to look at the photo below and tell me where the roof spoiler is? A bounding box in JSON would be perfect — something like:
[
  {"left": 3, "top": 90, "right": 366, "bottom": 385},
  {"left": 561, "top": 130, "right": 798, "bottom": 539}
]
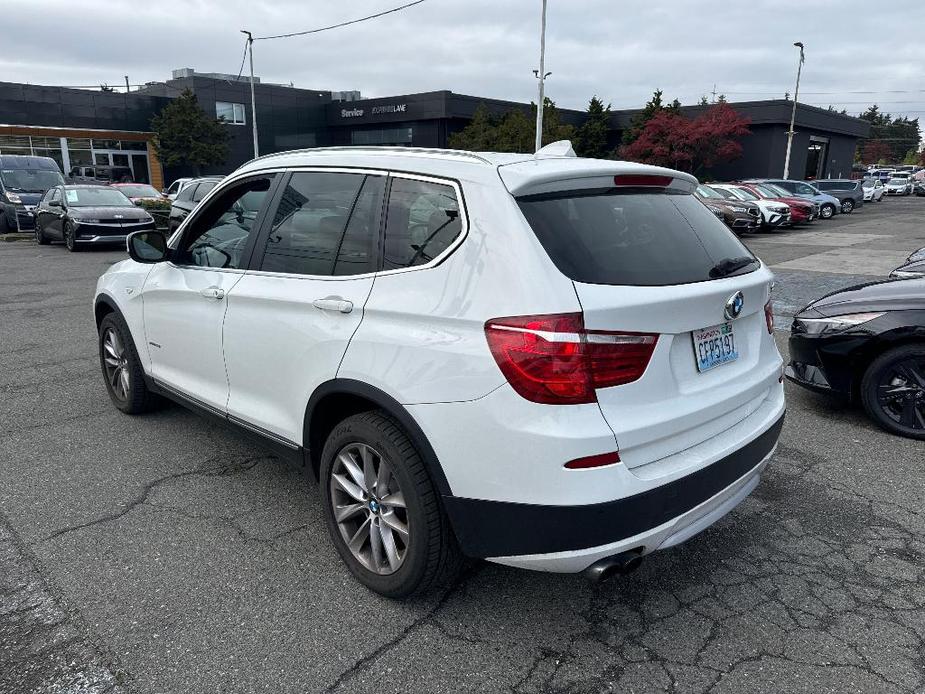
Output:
[{"left": 534, "top": 140, "right": 576, "bottom": 159}]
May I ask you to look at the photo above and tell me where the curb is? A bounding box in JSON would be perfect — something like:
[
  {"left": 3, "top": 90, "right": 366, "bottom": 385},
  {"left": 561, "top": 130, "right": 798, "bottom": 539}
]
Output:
[{"left": 1, "top": 233, "right": 34, "bottom": 243}]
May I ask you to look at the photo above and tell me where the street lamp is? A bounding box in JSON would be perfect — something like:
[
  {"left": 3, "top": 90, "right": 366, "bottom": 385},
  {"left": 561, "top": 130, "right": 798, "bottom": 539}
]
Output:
[
  {"left": 783, "top": 41, "right": 804, "bottom": 179},
  {"left": 241, "top": 29, "right": 259, "bottom": 158},
  {"left": 533, "top": 0, "right": 549, "bottom": 153}
]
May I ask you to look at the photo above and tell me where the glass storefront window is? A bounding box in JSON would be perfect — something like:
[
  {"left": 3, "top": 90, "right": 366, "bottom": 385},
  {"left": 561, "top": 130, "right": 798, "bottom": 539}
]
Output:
[
  {"left": 67, "top": 138, "right": 92, "bottom": 150},
  {"left": 351, "top": 127, "right": 413, "bottom": 146},
  {"left": 68, "top": 150, "right": 93, "bottom": 166},
  {"left": 92, "top": 139, "right": 120, "bottom": 150}
]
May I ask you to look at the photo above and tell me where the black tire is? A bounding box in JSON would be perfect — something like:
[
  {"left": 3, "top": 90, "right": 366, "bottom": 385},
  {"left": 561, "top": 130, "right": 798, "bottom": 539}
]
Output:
[
  {"left": 319, "top": 411, "right": 462, "bottom": 599},
  {"left": 34, "top": 222, "right": 49, "bottom": 245},
  {"left": 820, "top": 203, "right": 836, "bottom": 219},
  {"left": 64, "top": 222, "right": 81, "bottom": 252},
  {"left": 841, "top": 199, "right": 854, "bottom": 214},
  {"left": 860, "top": 345, "right": 925, "bottom": 441},
  {"left": 0, "top": 212, "right": 9, "bottom": 234},
  {"left": 98, "top": 313, "right": 157, "bottom": 414}
]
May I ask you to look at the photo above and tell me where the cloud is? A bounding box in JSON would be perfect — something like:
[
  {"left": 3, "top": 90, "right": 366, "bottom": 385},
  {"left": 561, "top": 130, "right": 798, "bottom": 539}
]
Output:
[{"left": 5, "top": 0, "right": 924, "bottom": 120}]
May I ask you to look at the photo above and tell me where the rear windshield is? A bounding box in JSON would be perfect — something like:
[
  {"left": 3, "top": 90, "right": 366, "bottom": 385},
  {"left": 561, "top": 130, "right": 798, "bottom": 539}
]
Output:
[{"left": 517, "top": 189, "right": 758, "bottom": 286}]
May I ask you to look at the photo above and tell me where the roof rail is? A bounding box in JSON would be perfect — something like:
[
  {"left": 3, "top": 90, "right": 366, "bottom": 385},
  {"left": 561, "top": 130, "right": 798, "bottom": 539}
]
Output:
[{"left": 247, "top": 145, "right": 495, "bottom": 166}]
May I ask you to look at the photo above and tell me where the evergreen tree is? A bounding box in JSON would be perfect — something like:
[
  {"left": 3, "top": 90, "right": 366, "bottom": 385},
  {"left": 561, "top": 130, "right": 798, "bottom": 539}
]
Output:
[
  {"left": 575, "top": 96, "right": 611, "bottom": 159},
  {"left": 621, "top": 89, "right": 682, "bottom": 146},
  {"left": 448, "top": 104, "right": 497, "bottom": 151},
  {"left": 150, "top": 89, "right": 230, "bottom": 175}
]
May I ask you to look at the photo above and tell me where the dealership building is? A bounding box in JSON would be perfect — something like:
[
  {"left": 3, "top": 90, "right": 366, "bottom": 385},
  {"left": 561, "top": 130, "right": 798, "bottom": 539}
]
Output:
[{"left": 0, "top": 69, "right": 869, "bottom": 187}]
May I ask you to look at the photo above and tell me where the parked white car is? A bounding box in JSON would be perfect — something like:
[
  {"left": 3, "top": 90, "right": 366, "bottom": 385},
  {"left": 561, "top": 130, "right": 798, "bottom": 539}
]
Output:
[
  {"left": 94, "top": 144, "right": 785, "bottom": 597},
  {"left": 162, "top": 177, "right": 194, "bottom": 201},
  {"left": 862, "top": 178, "right": 886, "bottom": 202}
]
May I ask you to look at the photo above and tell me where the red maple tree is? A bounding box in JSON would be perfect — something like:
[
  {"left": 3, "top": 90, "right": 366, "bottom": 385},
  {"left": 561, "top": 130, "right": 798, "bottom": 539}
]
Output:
[
  {"left": 618, "top": 103, "right": 750, "bottom": 174},
  {"left": 861, "top": 139, "right": 892, "bottom": 165}
]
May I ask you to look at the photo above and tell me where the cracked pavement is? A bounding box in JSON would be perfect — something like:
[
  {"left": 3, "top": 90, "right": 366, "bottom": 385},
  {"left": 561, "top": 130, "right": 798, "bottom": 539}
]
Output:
[{"left": 1, "top": 198, "right": 924, "bottom": 693}]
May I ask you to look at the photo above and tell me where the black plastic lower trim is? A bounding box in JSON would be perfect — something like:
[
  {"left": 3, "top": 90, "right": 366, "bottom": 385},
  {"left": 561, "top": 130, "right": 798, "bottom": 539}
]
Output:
[{"left": 442, "top": 413, "right": 784, "bottom": 559}]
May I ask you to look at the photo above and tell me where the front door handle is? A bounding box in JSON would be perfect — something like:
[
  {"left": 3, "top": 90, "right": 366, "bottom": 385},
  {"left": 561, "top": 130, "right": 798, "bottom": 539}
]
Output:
[
  {"left": 200, "top": 286, "right": 225, "bottom": 300},
  {"left": 312, "top": 296, "right": 353, "bottom": 314}
]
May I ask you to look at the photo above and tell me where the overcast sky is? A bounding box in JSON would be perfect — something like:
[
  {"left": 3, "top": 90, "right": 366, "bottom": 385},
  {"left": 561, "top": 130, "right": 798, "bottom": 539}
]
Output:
[{"left": 4, "top": 0, "right": 924, "bottom": 122}]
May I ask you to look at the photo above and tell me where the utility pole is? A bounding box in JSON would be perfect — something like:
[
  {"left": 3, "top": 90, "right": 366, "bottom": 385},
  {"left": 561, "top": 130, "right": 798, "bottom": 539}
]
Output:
[
  {"left": 241, "top": 30, "right": 259, "bottom": 158},
  {"left": 533, "top": 0, "right": 549, "bottom": 153},
  {"left": 124, "top": 76, "right": 130, "bottom": 93},
  {"left": 783, "top": 42, "right": 804, "bottom": 180}
]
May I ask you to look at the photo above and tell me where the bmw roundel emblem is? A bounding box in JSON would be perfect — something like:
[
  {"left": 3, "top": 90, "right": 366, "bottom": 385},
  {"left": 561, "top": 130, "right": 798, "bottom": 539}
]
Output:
[{"left": 724, "top": 291, "right": 745, "bottom": 321}]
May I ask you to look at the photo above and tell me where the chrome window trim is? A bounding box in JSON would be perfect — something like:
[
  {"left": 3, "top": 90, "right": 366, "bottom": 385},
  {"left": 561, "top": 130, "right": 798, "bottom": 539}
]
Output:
[{"left": 184, "top": 165, "right": 470, "bottom": 281}]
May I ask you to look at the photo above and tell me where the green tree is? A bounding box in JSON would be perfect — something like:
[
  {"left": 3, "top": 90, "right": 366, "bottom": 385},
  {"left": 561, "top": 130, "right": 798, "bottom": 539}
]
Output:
[
  {"left": 904, "top": 148, "right": 921, "bottom": 165},
  {"left": 574, "top": 96, "right": 611, "bottom": 158},
  {"left": 447, "top": 104, "right": 497, "bottom": 151},
  {"left": 622, "top": 89, "right": 682, "bottom": 145},
  {"left": 857, "top": 105, "right": 921, "bottom": 162},
  {"left": 150, "top": 89, "right": 230, "bottom": 175},
  {"left": 448, "top": 98, "right": 575, "bottom": 154}
]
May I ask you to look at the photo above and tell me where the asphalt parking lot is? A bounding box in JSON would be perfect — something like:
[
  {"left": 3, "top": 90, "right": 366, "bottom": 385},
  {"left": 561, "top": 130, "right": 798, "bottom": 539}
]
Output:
[{"left": 1, "top": 196, "right": 924, "bottom": 694}]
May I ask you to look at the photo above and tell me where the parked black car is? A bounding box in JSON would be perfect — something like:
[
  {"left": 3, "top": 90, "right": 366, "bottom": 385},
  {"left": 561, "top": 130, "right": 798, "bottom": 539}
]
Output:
[
  {"left": 811, "top": 179, "right": 865, "bottom": 213},
  {"left": 167, "top": 176, "right": 222, "bottom": 232},
  {"left": 0, "top": 155, "right": 65, "bottom": 232},
  {"left": 34, "top": 185, "right": 155, "bottom": 251},
  {"left": 786, "top": 279, "right": 925, "bottom": 439}
]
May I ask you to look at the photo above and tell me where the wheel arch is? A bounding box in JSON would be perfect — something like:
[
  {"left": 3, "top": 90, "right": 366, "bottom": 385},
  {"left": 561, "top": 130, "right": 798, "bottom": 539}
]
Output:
[
  {"left": 94, "top": 293, "right": 122, "bottom": 329},
  {"left": 303, "top": 379, "right": 452, "bottom": 497},
  {"left": 849, "top": 328, "right": 925, "bottom": 400}
]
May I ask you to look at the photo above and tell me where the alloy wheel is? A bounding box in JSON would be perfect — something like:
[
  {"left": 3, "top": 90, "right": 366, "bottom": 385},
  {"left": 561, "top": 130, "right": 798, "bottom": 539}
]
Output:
[
  {"left": 876, "top": 358, "right": 925, "bottom": 431},
  {"left": 329, "top": 442, "right": 409, "bottom": 575},
  {"left": 102, "top": 328, "right": 131, "bottom": 402},
  {"left": 842, "top": 200, "right": 854, "bottom": 213}
]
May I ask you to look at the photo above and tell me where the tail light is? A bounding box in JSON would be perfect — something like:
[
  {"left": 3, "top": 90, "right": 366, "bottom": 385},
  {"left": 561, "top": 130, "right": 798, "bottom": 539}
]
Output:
[
  {"left": 764, "top": 299, "right": 774, "bottom": 334},
  {"left": 484, "top": 313, "right": 658, "bottom": 405},
  {"left": 613, "top": 174, "right": 672, "bottom": 187}
]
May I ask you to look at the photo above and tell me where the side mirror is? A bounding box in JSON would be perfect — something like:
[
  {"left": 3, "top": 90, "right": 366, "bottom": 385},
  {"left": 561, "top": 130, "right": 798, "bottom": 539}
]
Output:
[
  {"left": 48, "top": 199, "right": 62, "bottom": 208},
  {"left": 127, "top": 230, "right": 169, "bottom": 263}
]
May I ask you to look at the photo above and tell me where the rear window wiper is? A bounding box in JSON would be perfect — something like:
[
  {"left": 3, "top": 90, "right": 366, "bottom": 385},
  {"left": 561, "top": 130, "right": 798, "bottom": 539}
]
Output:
[{"left": 709, "top": 256, "right": 758, "bottom": 279}]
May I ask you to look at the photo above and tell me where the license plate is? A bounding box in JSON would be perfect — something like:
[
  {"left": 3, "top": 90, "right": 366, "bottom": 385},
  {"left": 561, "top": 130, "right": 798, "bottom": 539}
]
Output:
[{"left": 693, "top": 322, "right": 738, "bottom": 372}]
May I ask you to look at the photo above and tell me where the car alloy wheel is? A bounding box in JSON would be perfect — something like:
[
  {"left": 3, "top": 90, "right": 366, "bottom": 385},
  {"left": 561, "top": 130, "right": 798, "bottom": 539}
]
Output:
[
  {"left": 842, "top": 200, "right": 854, "bottom": 213},
  {"left": 329, "top": 442, "right": 410, "bottom": 575},
  {"left": 65, "top": 223, "right": 79, "bottom": 251},
  {"left": 820, "top": 204, "right": 835, "bottom": 219},
  {"left": 875, "top": 359, "right": 925, "bottom": 432},
  {"left": 101, "top": 327, "right": 131, "bottom": 403},
  {"left": 34, "top": 223, "right": 49, "bottom": 245},
  {"left": 862, "top": 346, "right": 925, "bottom": 440}
]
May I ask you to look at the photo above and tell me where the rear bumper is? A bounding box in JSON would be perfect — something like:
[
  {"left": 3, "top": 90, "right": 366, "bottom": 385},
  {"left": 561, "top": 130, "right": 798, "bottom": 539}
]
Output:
[
  {"left": 452, "top": 414, "right": 784, "bottom": 570},
  {"left": 442, "top": 411, "right": 784, "bottom": 569}
]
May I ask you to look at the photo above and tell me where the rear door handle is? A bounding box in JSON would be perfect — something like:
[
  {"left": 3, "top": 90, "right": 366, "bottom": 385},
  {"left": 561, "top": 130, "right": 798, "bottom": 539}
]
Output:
[
  {"left": 199, "top": 286, "right": 225, "bottom": 300},
  {"left": 312, "top": 296, "right": 353, "bottom": 314}
]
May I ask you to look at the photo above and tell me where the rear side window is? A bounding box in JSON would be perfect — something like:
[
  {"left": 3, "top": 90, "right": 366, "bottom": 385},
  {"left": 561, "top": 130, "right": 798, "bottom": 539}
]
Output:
[
  {"left": 517, "top": 190, "right": 756, "bottom": 286},
  {"left": 192, "top": 181, "right": 217, "bottom": 202},
  {"left": 383, "top": 178, "right": 462, "bottom": 270},
  {"left": 259, "top": 172, "right": 385, "bottom": 277}
]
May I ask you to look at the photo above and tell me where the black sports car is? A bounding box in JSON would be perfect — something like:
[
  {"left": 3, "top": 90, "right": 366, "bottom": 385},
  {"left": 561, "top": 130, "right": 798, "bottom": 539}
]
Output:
[
  {"left": 786, "top": 279, "right": 925, "bottom": 439},
  {"left": 34, "top": 184, "right": 155, "bottom": 252}
]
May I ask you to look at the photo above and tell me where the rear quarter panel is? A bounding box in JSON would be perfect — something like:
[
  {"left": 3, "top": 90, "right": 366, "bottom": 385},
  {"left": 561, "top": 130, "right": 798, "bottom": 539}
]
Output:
[{"left": 337, "top": 178, "right": 580, "bottom": 405}]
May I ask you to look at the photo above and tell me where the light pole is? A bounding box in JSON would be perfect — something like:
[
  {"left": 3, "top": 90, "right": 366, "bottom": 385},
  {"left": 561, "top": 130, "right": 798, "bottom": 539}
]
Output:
[
  {"left": 533, "top": 0, "right": 549, "bottom": 153},
  {"left": 783, "top": 41, "right": 804, "bottom": 179},
  {"left": 241, "top": 29, "right": 259, "bottom": 158}
]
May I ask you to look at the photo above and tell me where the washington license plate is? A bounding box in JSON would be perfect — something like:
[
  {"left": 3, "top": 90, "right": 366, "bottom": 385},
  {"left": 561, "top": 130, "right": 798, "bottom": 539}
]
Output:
[{"left": 693, "top": 322, "right": 738, "bottom": 372}]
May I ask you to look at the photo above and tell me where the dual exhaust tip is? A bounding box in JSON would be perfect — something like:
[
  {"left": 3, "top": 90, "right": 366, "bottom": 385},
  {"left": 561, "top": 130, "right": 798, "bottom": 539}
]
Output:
[{"left": 583, "top": 549, "right": 644, "bottom": 583}]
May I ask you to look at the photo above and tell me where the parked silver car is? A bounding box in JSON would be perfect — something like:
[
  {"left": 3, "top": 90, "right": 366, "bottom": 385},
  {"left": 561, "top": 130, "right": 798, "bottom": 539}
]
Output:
[{"left": 812, "top": 180, "right": 865, "bottom": 213}]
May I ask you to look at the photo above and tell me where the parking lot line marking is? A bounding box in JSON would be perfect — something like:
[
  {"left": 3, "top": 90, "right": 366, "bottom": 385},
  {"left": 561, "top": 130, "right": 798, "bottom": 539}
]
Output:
[
  {"left": 753, "top": 232, "right": 891, "bottom": 247},
  {"left": 771, "top": 248, "right": 910, "bottom": 275}
]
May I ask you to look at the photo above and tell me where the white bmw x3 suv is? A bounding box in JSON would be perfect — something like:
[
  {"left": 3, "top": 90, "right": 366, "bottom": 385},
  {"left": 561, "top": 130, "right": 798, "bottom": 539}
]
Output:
[{"left": 94, "top": 144, "right": 785, "bottom": 598}]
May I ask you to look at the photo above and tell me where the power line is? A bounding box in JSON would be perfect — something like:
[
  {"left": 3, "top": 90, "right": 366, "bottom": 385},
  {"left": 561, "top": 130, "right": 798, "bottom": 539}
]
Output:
[
  {"left": 254, "top": 0, "right": 428, "bottom": 41},
  {"left": 235, "top": 39, "right": 249, "bottom": 81}
]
